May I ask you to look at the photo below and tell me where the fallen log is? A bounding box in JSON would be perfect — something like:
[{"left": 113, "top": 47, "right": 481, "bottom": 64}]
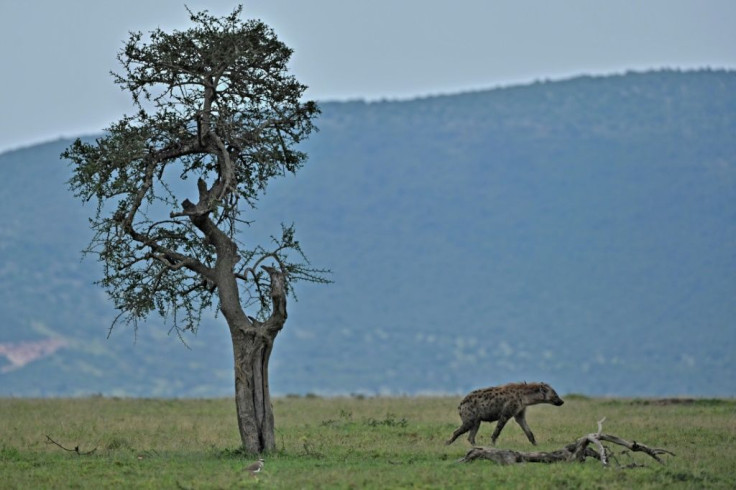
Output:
[{"left": 459, "top": 418, "right": 674, "bottom": 467}]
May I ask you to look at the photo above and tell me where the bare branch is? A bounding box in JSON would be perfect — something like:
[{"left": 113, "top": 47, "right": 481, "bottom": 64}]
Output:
[
  {"left": 45, "top": 435, "right": 97, "bottom": 456},
  {"left": 459, "top": 419, "right": 674, "bottom": 468},
  {"left": 598, "top": 434, "right": 676, "bottom": 464}
]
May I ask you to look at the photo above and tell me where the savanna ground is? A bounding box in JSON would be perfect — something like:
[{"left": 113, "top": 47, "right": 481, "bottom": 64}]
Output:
[{"left": 1, "top": 395, "right": 734, "bottom": 488}]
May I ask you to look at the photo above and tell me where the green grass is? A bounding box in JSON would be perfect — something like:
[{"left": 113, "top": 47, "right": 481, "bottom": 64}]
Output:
[{"left": 1, "top": 396, "right": 734, "bottom": 488}]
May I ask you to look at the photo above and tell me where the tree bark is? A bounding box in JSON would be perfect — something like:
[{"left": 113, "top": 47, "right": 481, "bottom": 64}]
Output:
[
  {"left": 230, "top": 328, "right": 274, "bottom": 453},
  {"left": 227, "top": 266, "right": 286, "bottom": 454},
  {"left": 184, "top": 188, "right": 288, "bottom": 454}
]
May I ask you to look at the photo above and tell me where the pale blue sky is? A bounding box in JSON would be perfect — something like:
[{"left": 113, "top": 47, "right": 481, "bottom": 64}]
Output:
[{"left": 1, "top": 0, "right": 734, "bottom": 152}]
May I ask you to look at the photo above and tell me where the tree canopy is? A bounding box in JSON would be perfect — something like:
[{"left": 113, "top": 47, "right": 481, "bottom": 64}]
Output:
[{"left": 62, "top": 5, "right": 327, "bottom": 336}]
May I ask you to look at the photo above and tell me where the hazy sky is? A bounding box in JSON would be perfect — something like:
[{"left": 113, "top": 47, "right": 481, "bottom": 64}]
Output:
[{"left": 1, "top": 0, "right": 734, "bottom": 153}]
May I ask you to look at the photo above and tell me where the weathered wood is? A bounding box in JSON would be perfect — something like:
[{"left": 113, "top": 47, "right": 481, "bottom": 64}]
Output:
[
  {"left": 229, "top": 266, "right": 287, "bottom": 454},
  {"left": 459, "top": 418, "right": 674, "bottom": 467}
]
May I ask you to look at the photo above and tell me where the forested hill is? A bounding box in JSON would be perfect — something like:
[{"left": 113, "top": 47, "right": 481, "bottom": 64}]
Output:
[{"left": 1, "top": 69, "right": 734, "bottom": 397}]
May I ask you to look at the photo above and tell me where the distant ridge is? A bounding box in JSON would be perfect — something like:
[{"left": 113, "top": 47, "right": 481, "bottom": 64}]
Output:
[
  {"left": 1, "top": 70, "right": 734, "bottom": 397},
  {"left": 315, "top": 67, "right": 733, "bottom": 103}
]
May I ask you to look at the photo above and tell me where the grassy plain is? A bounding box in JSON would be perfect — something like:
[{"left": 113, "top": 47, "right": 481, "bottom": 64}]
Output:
[{"left": 1, "top": 395, "right": 734, "bottom": 489}]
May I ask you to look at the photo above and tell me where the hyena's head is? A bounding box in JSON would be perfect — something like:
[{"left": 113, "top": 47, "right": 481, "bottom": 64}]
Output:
[{"left": 539, "top": 383, "right": 564, "bottom": 406}]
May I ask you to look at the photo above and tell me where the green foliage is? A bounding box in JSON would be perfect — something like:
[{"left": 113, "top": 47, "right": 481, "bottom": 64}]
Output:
[
  {"left": 59, "top": 5, "right": 326, "bottom": 335},
  {"left": 1, "top": 396, "right": 734, "bottom": 488}
]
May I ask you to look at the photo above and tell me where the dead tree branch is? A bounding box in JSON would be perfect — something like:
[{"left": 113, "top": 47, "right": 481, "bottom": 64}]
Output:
[
  {"left": 458, "top": 418, "right": 674, "bottom": 468},
  {"left": 45, "top": 435, "right": 97, "bottom": 455}
]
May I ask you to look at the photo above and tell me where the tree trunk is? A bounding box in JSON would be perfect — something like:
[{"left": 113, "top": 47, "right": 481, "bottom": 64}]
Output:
[
  {"left": 226, "top": 265, "right": 286, "bottom": 454},
  {"left": 230, "top": 328, "right": 276, "bottom": 453},
  {"left": 195, "top": 201, "right": 289, "bottom": 454}
]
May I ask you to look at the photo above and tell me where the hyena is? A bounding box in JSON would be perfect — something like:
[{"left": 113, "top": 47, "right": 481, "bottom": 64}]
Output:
[{"left": 446, "top": 382, "right": 564, "bottom": 446}]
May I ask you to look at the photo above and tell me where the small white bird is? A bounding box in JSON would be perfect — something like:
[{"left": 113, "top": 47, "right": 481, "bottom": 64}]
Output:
[{"left": 245, "top": 458, "right": 265, "bottom": 475}]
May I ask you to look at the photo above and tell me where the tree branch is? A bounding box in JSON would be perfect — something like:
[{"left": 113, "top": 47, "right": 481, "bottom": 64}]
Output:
[
  {"left": 62, "top": 5, "right": 326, "bottom": 352},
  {"left": 45, "top": 435, "right": 97, "bottom": 456},
  {"left": 458, "top": 419, "right": 674, "bottom": 468},
  {"left": 262, "top": 265, "right": 287, "bottom": 320}
]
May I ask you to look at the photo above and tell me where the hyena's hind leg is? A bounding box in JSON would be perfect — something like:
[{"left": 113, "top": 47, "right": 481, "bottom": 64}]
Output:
[
  {"left": 446, "top": 418, "right": 477, "bottom": 445},
  {"left": 466, "top": 419, "right": 482, "bottom": 445}
]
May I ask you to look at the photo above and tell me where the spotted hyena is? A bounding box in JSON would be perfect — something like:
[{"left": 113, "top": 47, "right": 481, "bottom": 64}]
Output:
[{"left": 446, "top": 381, "right": 564, "bottom": 446}]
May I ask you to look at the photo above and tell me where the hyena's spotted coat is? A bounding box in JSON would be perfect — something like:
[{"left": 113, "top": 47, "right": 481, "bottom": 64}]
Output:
[{"left": 446, "top": 382, "right": 564, "bottom": 446}]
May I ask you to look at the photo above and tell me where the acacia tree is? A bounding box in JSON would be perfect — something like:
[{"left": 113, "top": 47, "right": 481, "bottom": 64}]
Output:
[{"left": 62, "top": 6, "right": 328, "bottom": 454}]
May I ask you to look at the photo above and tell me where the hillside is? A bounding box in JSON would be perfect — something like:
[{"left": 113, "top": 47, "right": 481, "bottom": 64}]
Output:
[{"left": 1, "top": 69, "right": 734, "bottom": 397}]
